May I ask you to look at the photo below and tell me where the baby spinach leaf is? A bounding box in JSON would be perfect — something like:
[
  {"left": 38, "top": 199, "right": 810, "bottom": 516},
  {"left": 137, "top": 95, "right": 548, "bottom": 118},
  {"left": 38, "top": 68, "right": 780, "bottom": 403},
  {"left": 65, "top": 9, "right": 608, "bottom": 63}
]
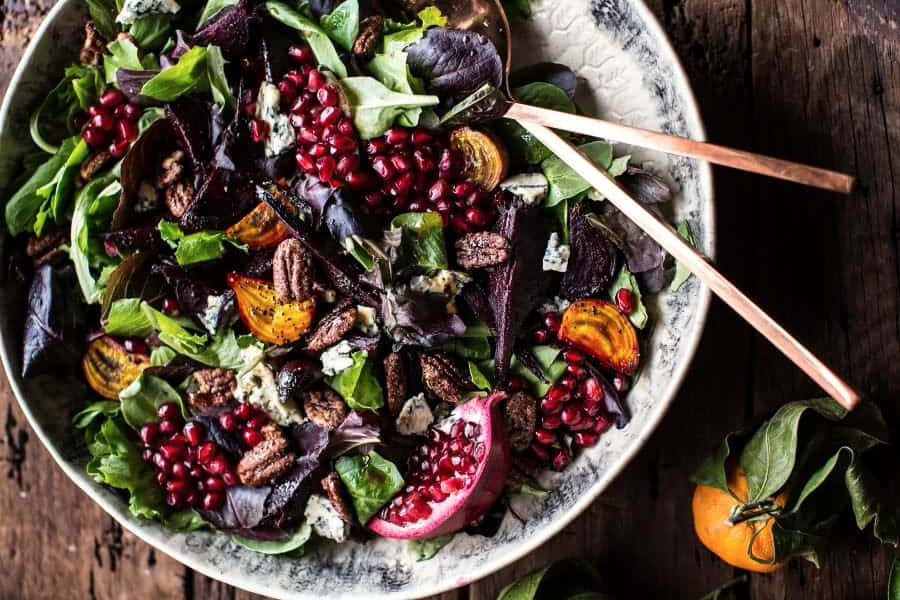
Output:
[
  {"left": 320, "top": 0, "right": 358, "bottom": 51},
  {"left": 338, "top": 76, "right": 439, "bottom": 139},
  {"left": 265, "top": 1, "right": 348, "bottom": 77},
  {"left": 669, "top": 221, "right": 695, "bottom": 292},
  {"left": 541, "top": 141, "right": 613, "bottom": 207},
  {"left": 608, "top": 265, "right": 648, "bottom": 329},
  {"left": 119, "top": 373, "right": 187, "bottom": 430},
  {"left": 163, "top": 509, "right": 207, "bottom": 532},
  {"left": 105, "top": 298, "right": 154, "bottom": 336},
  {"left": 390, "top": 211, "right": 448, "bottom": 270},
  {"left": 497, "top": 82, "right": 575, "bottom": 165},
  {"left": 72, "top": 400, "right": 122, "bottom": 429},
  {"left": 326, "top": 350, "right": 384, "bottom": 412},
  {"left": 335, "top": 450, "right": 404, "bottom": 524},
  {"left": 87, "top": 0, "right": 120, "bottom": 39},
  {"left": 141, "top": 46, "right": 210, "bottom": 101},
  {"left": 206, "top": 45, "right": 236, "bottom": 110},
  {"left": 197, "top": 0, "right": 238, "bottom": 27},
  {"left": 233, "top": 522, "right": 312, "bottom": 554},
  {"left": 69, "top": 64, "right": 105, "bottom": 110},
  {"left": 408, "top": 534, "right": 453, "bottom": 561}
]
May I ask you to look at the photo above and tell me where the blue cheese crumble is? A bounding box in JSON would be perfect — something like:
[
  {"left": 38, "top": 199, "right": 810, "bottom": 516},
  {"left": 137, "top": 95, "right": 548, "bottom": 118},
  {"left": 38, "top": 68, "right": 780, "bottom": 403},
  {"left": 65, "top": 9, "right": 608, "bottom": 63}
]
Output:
[
  {"left": 235, "top": 346, "right": 303, "bottom": 425},
  {"left": 304, "top": 494, "right": 350, "bottom": 542},
  {"left": 116, "top": 0, "right": 180, "bottom": 25},
  {"left": 255, "top": 82, "right": 295, "bottom": 158},
  {"left": 499, "top": 173, "right": 549, "bottom": 207},
  {"left": 409, "top": 270, "right": 470, "bottom": 297},
  {"left": 320, "top": 340, "right": 354, "bottom": 376},
  {"left": 542, "top": 232, "right": 570, "bottom": 272}
]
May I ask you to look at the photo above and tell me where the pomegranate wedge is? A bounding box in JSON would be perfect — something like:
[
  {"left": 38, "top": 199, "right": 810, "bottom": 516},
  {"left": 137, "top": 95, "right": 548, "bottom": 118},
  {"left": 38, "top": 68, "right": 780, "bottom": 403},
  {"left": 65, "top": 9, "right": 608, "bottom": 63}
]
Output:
[{"left": 369, "top": 391, "right": 511, "bottom": 540}]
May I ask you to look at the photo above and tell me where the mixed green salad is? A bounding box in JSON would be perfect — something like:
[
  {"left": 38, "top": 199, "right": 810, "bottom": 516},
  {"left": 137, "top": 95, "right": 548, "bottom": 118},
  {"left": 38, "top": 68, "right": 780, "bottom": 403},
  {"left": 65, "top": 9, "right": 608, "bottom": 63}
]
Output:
[{"left": 6, "top": 0, "right": 693, "bottom": 556}]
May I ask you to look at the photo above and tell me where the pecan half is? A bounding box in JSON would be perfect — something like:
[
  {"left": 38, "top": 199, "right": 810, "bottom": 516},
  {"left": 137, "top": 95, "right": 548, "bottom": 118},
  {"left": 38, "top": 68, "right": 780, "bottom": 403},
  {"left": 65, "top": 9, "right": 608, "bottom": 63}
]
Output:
[
  {"left": 384, "top": 351, "right": 407, "bottom": 415},
  {"left": 302, "top": 388, "right": 349, "bottom": 430},
  {"left": 420, "top": 351, "right": 473, "bottom": 404},
  {"left": 164, "top": 181, "right": 194, "bottom": 218},
  {"left": 504, "top": 391, "right": 538, "bottom": 452},
  {"left": 455, "top": 232, "right": 511, "bottom": 269},
  {"left": 156, "top": 150, "right": 186, "bottom": 189},
  {"left": 306, "top": 302, "right": 357, "bottom": 352},
  {"left": 237, "top": 423, "right": 296, "bottom": 487},
  {"left": 188, "top": 368, "right": 236, "bottom": 410},
  {"left": 352, "top": 15, "right": 384, "bottom": 59},
  {"left": 273, "top": 238, "right": 314, "bottom": 302},
  {"left": 80, "top": 150, "right": 112, "bottom": 182},
  {"left": 321, "top": 472, "right": 355, "bottom": 524},
  {"left": 80, "top": 21, "right": 106, "bottom": 66},
  {"left": 25, "top": 230, "right": 67, "bottom": 268}
]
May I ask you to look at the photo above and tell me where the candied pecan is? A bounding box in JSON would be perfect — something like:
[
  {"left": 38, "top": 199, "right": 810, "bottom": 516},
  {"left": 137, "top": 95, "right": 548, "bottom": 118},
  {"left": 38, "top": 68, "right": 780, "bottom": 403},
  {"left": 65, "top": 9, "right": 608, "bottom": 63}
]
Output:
[
  {"left": 80, "top": 150, "right": 113, "bottom": 182},
  {"left": 321, "top": 472, "right": 355, "bottom": 524},
  {"left": 302, "top": 388, "right": 348, "bottom": 430},
  {"left": 80, "top": 22, "right": 106, "bottom": 66},
  {"left": 188, "top": 368, "right": 236, "bottom": 410},
  {"left": 384, "top": 351, "right": 407, "bottom": 415},
  {"left": 164, "top": 181, "right": 194, "bottom": 218},
  {"left": 155, "top": 150, "right": 186, "bottom": 189},
  {"left": 420, "top": 351, "right": 472, "bottom": 404},
  {"left": 273, "top": 238, "right": 314, "bottom": 302},
  {"left": 237, "top": 423, "right": 296, "bottom": 487},
  {"left": 504, "top": 391, "right": 538, "bottom": 452},
  {"left": 455, "top": 232, "right": 511, "bottom": 269},
  {"left": 306, "top": 302, "right": 357, "bottom": 352},
  {"left": 352, "top": 15, "right": 384, "bottom": 59},
  {"left": 26, "top": 230, "right": 66, "bottom": 268}
]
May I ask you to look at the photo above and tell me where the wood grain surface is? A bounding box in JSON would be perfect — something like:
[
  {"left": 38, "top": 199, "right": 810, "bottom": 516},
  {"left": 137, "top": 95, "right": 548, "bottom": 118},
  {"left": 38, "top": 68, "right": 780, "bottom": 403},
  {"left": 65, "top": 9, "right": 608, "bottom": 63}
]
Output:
[{"left": 1, "top": 0, "right": 897, "bottom": 598}]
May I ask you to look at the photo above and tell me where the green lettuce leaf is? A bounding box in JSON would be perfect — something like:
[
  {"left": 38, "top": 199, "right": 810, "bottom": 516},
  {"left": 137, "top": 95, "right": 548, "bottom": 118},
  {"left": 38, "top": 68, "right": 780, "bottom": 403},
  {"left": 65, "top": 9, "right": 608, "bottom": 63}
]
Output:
[
  {"left": 608, "top": 264, "right": 648, "bottom": 329},
  {"left": 71, "top": 175, "right": 120, "bottom": 303},
  {"left": 130, "top": 13, "right": 173, "bottom": 51},
  {"left": 157, "top": 219, "right": 245, "bottom": 265},
  {"left": 104, "top": 38, "right": 144, "bottom": 83},
  {"left": 335, "top": 450, "right": 404, "bottom": 524},
  {"left": 265, "top": 1, "right": 348, "bottom": 77},
  {"left": 234, "top": 522, "right": 312, "bottom": 554},
  {"left": 326, "top": 350, "right": 384, "bottom": 412},
  {"left": 541, "top": 140, "right": 614, "bottom": 207},
  {"left": 105, "top": 297, "right": 154, "bottom": 336},
  {"left": 119, "top": 373, "right": 188, "bottom": 430},
  {"left": 408, "top": 534, "right": 453, "bottom": 561},
  {"left": 141, "top": 46, "right": 210, "bottom": 101},
  {"left": 206, "top": 45, "right": 236, "bottom": 110},
  {"left": 496, "top": 82, "right": 575, "bottom": 165},
  {"left": 669, "top": 221, "right": 695, "bottom": 292},
  {"left": 197, "top": 0, "right": 238, "bottom": 26},
  {"left": 338, "top": 76, "right": 439, "bottom": 139},
  {"left": 511, "top": 345, "right": 567, "bottom": 397},
  {"left": 390, "top": 211, "right": 448, "bottom": 270},
  {"left": 140, "top": 301, "right": 244, "bottom": 368},
  {"left": 5, "top": 139, "right": 77, "bottom": 235},
  {"left": 320, "top": 0, "right": 359, "bottom": 51},
  {"left": 72, "top": 400, "right": 122, "bottom": 429}
]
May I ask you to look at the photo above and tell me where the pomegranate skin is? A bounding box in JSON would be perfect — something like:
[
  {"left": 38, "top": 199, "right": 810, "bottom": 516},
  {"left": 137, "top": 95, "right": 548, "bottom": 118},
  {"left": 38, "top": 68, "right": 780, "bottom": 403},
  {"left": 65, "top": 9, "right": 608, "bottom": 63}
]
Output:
[{"left": 368, "top": 392, "right": 511, "bottom": 540}]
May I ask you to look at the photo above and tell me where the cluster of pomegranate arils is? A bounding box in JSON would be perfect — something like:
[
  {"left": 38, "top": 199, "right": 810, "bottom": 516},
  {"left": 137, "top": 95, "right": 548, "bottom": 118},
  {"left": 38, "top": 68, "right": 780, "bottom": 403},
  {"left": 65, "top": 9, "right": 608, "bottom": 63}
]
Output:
[
  {"left": 215, "top": 401, "right": 272, "bottom": 448},
  {"left": 139, "top": 403, "right": 237, "bottom": 511},
  {"left": 76, "top": 88, "right": 142, "bottom": 158},
  {"left": 363, "top": 129, "right": 499, "bottom": 233},
  {"left": 380, "top": 420, "right": 484, "bottom": 525}
]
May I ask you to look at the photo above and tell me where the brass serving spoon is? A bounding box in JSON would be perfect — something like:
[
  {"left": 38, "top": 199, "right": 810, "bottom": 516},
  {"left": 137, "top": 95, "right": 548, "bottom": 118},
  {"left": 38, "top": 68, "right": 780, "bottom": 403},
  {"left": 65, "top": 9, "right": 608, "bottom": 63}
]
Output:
[
  {"left": 432, "top": 0, "right": 855, "bottom": 194},
  {"left": 432, "top": 0, "right": 861, "bottom": 409}
]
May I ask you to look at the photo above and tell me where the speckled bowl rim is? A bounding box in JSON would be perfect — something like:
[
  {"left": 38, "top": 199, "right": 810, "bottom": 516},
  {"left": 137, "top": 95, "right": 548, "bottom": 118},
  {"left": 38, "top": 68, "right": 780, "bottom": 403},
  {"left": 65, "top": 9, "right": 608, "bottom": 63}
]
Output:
[{"left": 0, "top": 1, "right": 715, "bottom": 598}]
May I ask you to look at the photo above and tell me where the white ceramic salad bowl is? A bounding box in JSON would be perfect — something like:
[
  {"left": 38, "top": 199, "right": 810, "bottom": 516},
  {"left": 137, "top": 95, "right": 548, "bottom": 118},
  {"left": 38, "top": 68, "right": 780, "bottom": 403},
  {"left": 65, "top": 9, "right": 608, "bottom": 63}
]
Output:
[{"left": 0, "top": 0, "right": 714, "bottom": 597}]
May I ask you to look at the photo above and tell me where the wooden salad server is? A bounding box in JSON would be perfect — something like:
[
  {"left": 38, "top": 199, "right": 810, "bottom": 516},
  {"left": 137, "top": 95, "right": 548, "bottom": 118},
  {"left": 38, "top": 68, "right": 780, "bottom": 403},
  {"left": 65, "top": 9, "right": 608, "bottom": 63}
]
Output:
[
  {"left": 434, "top": 0, "right": 856, "bottom": 195},
  {"left": 434, "top": 0, "right": 862, "bottom": 408}
]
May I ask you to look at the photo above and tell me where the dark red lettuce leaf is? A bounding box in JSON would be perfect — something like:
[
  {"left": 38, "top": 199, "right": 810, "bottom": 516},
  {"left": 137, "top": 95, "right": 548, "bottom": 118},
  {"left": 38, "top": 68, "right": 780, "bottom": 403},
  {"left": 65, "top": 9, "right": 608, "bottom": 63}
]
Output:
[
  {"left": 325, "top": 411, "right": 381, "bottom": 458},
  {"left": 620, "top": 167, "right": 673, "bottom": 205},
  {"left": 192, "top": 0, "right": 258, "bottom": 57},
  {"left": 407, "top": 28, "right": 503, "bottom": 99},
  {"left": 200, "top": 484, "right": 271, "bottom": 530},
  {"left": 379, "top": 289, "right": 467, "bottom": 347},
  {"left": 22, "top": 265, "right": 86, "bottom": 377},
  {"left": 116, "top": 118, "right": 175, "bottom": 229},
  {"left": 101, "top": 224, "right": 165, "bottom": 257},
  {"left": 458, "top": 280, "right": 495, "bottom": 330},
  {"left": 560, "top": 201, "right": 619, "bottom": 300},
  {"left": 116, "top": 69, "right": 160, "bottom": 105},
  {"left": 584, "top": 363, "right": 630, "bottom": 428},
  {"left": 488, "top": 202, "right": 549, "bottom": 385},
  {"left": 166, "top": 101, "right": 218, "bottom": 181},
  {"left": 160, "top": 30, "right": 193, "bottom": 69}
]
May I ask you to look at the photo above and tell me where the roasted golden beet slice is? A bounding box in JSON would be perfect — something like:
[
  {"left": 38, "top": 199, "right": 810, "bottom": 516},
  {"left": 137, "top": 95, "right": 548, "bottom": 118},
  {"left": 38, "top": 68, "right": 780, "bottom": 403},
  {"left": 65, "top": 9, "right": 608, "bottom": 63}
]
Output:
[
  {"left": 449, "top": 127, "right": 509, "bottom": 191},
  {"left": 558, "top": 299, "right": 640, "bottom": 375},
  {"left": 227, "top": 272, "right": 316, "bottom": 345},
  {"left": 83, "top": 336, "right": 151, "bottom": 399},
  {"left": 226, "top": 202, "right": 291, "bottom": 250}
]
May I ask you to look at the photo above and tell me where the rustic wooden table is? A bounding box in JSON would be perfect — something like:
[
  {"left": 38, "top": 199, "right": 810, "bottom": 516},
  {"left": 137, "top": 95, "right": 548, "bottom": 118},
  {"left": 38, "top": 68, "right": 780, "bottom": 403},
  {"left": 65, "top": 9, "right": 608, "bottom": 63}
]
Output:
[{"left": 1, "top": 0, "right": 897, "bottom": 598}]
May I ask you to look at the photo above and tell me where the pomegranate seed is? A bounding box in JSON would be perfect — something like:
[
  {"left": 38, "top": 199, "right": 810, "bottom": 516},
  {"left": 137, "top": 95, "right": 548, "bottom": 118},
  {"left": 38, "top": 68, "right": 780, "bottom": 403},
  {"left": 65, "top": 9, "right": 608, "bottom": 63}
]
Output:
[
  {"left": 574, "top": 431, "right": 600, "bottom": 447},
  {"left": 546, "top": 385, "right": 571, "bottom": 405},
  {"left": 91, "top": 111, "right": 115, "bottom": 131},
  {"left": 168, "top": 432, "right": 188, "bottom": 446},
  {"left": 122, "top": 103, "right": 141, "bottom": 120},
  {"left": 166, "top": 492, "right": 184, "bottom": 508},
  {"left": 250, "top": 119, "right": 270, "bottom": 143},
  {"left": 385, "top": 127, "right": 409, "bottom": 146},
  {"left": 542, "top": 414, "right": 562, "bottom": 430},
  {"left": 99, "top": 88, "right": 125, "bottom": 107},
  {"left": 464, "top": 207, "right": 491, "bottom": 227},
  {"left": 371, "top": 156, "right": 395, "bottom": 180},
  {"left": 307, "top": 69, "right": 325, "bottom": 92},
  {"left": 203, "top": 492, "right": 225, "bottom": 510},
  {"left": 309, "top": 143, "right": 328, "bottom": 158},
  {"left": 171, "top": 462, "right": 189, "bottom": 480},
  {"left": 108, "top": 138, "right": 131, "bottom": 158},
  {"left": 198, "top": 442, "right": 217, "bottom": 463},
  {"left": 317, "top": 156, "right": 336, "bottom": 180},
  {"left": 82, "top": 126, "right": 106, "bottom": 146},
  {"left": 531, "top": 442, "right": 551, "bottom": 462},
  {"left": 561, "top": 405, "right": 583, "bottom": 427},
  {"left": 569, "top": 413, "right": 595, "bottom": 431},
  {"left": 345, "top": 171, "right": 371, "bottom": 188},
  {"left": 204, "top": 476, "right": 226, "bottom": 492},
  {"left": 364, "top": 191, "right": 385, "bottom": 207},
  {"left": 123, "top": 338, "right": 149, "bottom": 355},
  {"left": 544, "top": 312, "right": 562, "bottom": 333},
  {"left": 117, "top": 118, "right": 138, "bottom": 142},
  {"left": 616, "top": 288, "right": 636, "bottom": 314},
  {"left": 552, "top": 449, "right": 572, "bottom": 471},
  {"left": 336, "top": 154, "right": 359, "bottom": 175},
  {"left": 540, "top": 394, "right": 563, "bottom": 415},
  {"left": 88, "top": 104, "right": 104, "bottom": 117},
  {"left": 558, "top": 376, "right": 577, "bottom": 390},
  {"left": 190, "top": 467, "right": 205, "bottom": 479},
  {"left": 235, "top": 403, "right": 255, "bottom": 421},
  {"left": 594, "top": 415, "right": 613, "bottom": 434},
  {"left": 186, "top": 492, "right": 201, "bottom": 508},
  {"left": 242, "top": 101, "right": 257, "bottom": 116},
  {"left": 317, "top": 86, "right": 339, "bottom": 107},
  {"left": 222, "top": 471, "right": 239, "bottom": 487},
  {"left": 534, "top": 429, "right": 557, "bottom": 445},
  {"left": 206, "top": 455, "right": 229, "bottom": 475},
  {"left": 613, "top": 373, "right": 630, "bottom": 393},
  {"left": 183, "top": 422, "right": 205, "bottom": 446},
  {"left": 434, "top": 199, "right": 451, "bottom": 213},
  {"left": 451, "top": 213, "right": 471, "bottom": 233},
  {"left": 392, "top": 172, "right": 415, "bottom": 195},
  {"left": 72, "top": 112, "right": 88, "bottom": 130},
  {"left": 581, "top": 377, "right": 605, "bottom": 404},
  {"left": 158, "top": 403, "right": 181, "bottom": 421},
  {"left": 390, "top": 153, "right": 412, "bottom": 173},
  {"left": 216, "top": 412, "right": 237, "bottom": 433},
  {"left": 507, "top": 375, "right": 526, "bottom": 392},
  {"left": 278, "top": 79, "right": 297, "bottom": 108},
  {"left": 113, "top": 104, "right": 127, "bottom": 118},
  {"left": 337, "top": 118, "right": 355, "bottom": 135},
  {"left": 156, "top": 471, "right": 168, "bottom": 486},
  {"left": 160, "top": 444, "right": 186, "bottom": 462},
  {"left": 564, "top": 349, "right": 584, "bottom": 363},
  {"left": 319, "top": 105, "right": 342, "bottom": 126},
  {"left": 159, "top": 419, "right": 178, "bottom": 435},
  {"left": 452, "top": 181, "right": 474, "bottom": 197},
  {"left": 152, "top": 453, "right": 170, "bottom": 473},
  {"left": 245, "top": 414, "right": 269, "bottom": 430},
  {"left": 140, "top": 423, "right": 159, "bottom": 446},
  {"left": 408, "top": 200, "right": 425, "bottom": 212},
  {"left": 288, "top": 44, "right": 314, "bottom": 64},
  {"left": 296, "top": 152, "right": 317, "bottom": 173},
  {"left": 162, "top": 296, "right": 180, "bottom": 315},
  {"left": 299, "top": 126, "right": 320, "bottom": 143},
  {"left": 532, "top": 328, "right": 550, "bottom": 344},
  {"left": 412, "top": 129, "right": 432, "bottom": 146},
  {"left": 428, "top": 179, "right": 450, "bottom": 201},
  {"left": 142, "top": 448, "right": 154, "bottom": 462},
  {"left": 321, "top": 125, "right": 337, "bottom": 142},
  {"left": 291, "top": 93, "right": 313, "bottom": 114},
  {"left": 242, "top": 428, "right": 265, "bottom": 446},
  {"left": 331, "top": 134, "right": 357, "bottom": 153},
  {"left": 566, "top": 363, "right": 587, "bottom": 379}
]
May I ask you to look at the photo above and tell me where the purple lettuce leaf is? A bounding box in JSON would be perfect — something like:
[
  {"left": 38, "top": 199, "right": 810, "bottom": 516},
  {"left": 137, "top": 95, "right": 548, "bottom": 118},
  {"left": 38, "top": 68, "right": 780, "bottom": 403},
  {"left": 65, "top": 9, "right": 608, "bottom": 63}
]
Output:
[
  {"left": 100, "top": 224, "right": 165, "bottom": 257},
  {"left": 620, "top": 167, "right": 674, "bottom": 205},
  {"left": 325, "top": 411, "right": 381, "bottom": 458},
  {"left": 191, "top": 414, "right": 245, "bottom": 456},
  {"left": 116, "top": 69, "right": 160, "bottom": 105},
  {"left": 380, "top": 288, "right": 467, "bottom": 347},
  {"left": 200, "top": 484, "right": 271, "bottom": 530},
  {"left": 22, "top": 265, "right": 85, "bottom": 377},
  {"left": 160, "top": 30, "right": 193, "bottom": 69},
  {"left": 192, "top": 0, "right": 258, "bottom": 57},
  {"left": 560, "top": 201, "right": 619, "bottom": 299},
  {"left": 407, "top": 28, "right": 503, "bottom": 100}
]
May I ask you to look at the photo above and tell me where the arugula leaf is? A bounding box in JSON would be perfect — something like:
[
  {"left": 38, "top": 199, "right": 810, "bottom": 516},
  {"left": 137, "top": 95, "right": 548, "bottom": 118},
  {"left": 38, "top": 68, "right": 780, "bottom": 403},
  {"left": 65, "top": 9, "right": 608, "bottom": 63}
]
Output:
[
  {"left": 206, "top": 45, "right": 236, "bottom": 110},
  {"left": 541, "top": 141, "right": 614, "bottom": 206},
  {"left": 72, "top": 400, "right": 122, "bottom": 429},
  {"left": 608, "top": 265, "right": 648, "bottom": 329},
  {"left": 669, "top": 221, "right": 695, "bottom": 292},
  {"left": 233, "top": 522, "right": 312, "bottom": 554},
  {"left": 119, "top": 373, "right": 187, "bottom": 430},
  {"left": 5, "top": 138, "right": 79, "bottom": 234},
  {"left": 130, "top": 13, "right": 174, "bottom": 50},
  {"left": 197, "top": 0, "right": 238, "bottom": 27},
  {"left": 326, "top": 350, "right": 384, "bottom": 412},
  {"left": 71, "top": 176, "right": 120, "bottom": 303},
  {"left": 496, "top": 82, "right": 575, "bottom": 165},
  {"left": 104, "top": 38, "right": 144, "bottom": 84},
  {"left": 390, "top": 211, "right": 448, "bottom": 270},
  {"left": 335, "top": 451, "right": 404, "bottom": 524},
  {"left": 338, "top": 76, "right": 439, "bottom": 139},
  {"left": 105, "top": 298, "right": 154, "bottom": 336},
  {"left": 511, "top": 345, "right": 567, "bottom": 397},
  {"left": 320, "top": 0, "right": 358, "bottom": 51},
  {"left": 265, "top": 1, "right": 348, "bottom": 77},
  {"left": 408, "top": 534, "right": 453, "bottom": 561},
  {"left": 141, "top": 46, "right": 210, "bottom": 101}
]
